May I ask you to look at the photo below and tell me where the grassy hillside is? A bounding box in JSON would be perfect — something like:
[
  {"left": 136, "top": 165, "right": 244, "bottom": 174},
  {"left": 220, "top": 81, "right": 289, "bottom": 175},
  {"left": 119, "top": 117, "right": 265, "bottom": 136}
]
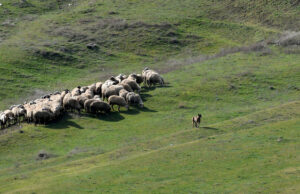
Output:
[
  {"left": 1, "top": 0, "right": 292, "bottom": 107},
  {"left": 0, "top": 0, "right": 300, "bottom": 193}
]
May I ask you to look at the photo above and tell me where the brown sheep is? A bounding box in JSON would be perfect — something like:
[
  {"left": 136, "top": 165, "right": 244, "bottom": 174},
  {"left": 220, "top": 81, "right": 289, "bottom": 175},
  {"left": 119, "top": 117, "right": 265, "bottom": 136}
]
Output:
[
  {"left": 63, "top": 97, "right": 81, "bottom": 113},
  {"left": 90, "top": 100, "right": 111, "bottom": 114},
  {"left": 128, "top": 73, "right": 143, "bottom": 85},
  {"left": 142, "top": 68, "right": 164, "bottom": 87},
  {"left": 108, "top": 95, "right": 129, "bottom": 112},
  {"left": 126, "top": 92, "right": 144, "bottom": 108},
  {"left": 33, "top": 107, "right": 54, "bottom": 125},
  {"left": 4, "top": 110, "right": 15, "bottom": 126},
  {"left": 84, "top": 99, "right": 97, "bottom": 113},
  {"left": 119, "top": 89, "right": 129, "bottom": 100},
  {"left": 121, "top": 79, "right": 141, "bottom": 93},
  {"left": 75, "top": 95, "right": 89, "bottom": 109},
  {"left": 118, "top": 83, "right": 133, "bottom": 92},
  {"left": 102, "top": 85, "right": 124, "bottom": 101},
  {"left": 95, "top": 82, "right": 103, "bottom": 95}
]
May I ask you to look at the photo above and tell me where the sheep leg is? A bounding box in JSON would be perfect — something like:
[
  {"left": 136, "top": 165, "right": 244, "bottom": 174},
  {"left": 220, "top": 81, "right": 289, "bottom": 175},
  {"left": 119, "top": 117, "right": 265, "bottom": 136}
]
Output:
[
  {"left": 111, "top": 105, "right": 115, "bottom": 111},
  {"left": 118, "top": 105, "right": 120, "bottom": 112}
]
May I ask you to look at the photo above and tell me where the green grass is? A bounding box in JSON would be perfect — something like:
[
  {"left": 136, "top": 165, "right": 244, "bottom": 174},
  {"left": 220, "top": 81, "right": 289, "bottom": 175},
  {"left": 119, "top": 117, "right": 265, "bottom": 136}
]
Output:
[
  {"left": 0, "top": 0, "right": 300, "bottom": 193},
  {"left": 0, "top": 49, "right": 300, "bottom": 193}
]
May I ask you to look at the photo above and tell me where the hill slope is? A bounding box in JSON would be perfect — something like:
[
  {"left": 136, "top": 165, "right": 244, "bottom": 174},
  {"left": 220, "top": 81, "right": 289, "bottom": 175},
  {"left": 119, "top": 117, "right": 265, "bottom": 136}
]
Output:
[{"left": 0, "top": 0, "right": 300, "bottom": 193}]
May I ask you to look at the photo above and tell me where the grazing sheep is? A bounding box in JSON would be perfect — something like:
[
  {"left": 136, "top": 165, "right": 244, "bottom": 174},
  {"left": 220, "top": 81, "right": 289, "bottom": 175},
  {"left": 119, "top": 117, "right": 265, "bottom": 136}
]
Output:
[
  {"left": 119, "top": 89, "right": 129, "bottom": 100},
  {"left": 71, "top": 86, "right": 81, "bottom": 97},
  {"left": 75, "top": 95, "right": 89, "bottom": 109},
  {"left": 116, "top": 74, "right": 127, "bottom": 83},
  {"left": 108, "top": 95, "right": 129, "bottom": 112},
  {"left": 128, "top": 73, "right": 143, "bottom": 85},
  {"left": 4, "top": 110, "right": 15, "bottom": 126},
  {"left": 83, "top": 88, "right": 94, "bottom": 99},
  {"left": 121, "top": 79, "right": 141, "bottom": 93},
  {"left": 88, "top": 83, "right": 97, "bottom": 94},
  {"left": 118, "top": 83, "right": 133, "bottom": 92},
  {"left": 0, "top": 113, "right": 7, "bottom": 129},
  {"left": 142, "top": 68, "right": 164, "bottom": 87},
  {"left": 102, "top": 77, "right": 119, "bottom": 93},
  {"left": 102, "top": 85, "right": 124, "bottom": 101},
  {"left": 12, "top": 106, "right": 27, "bottom": 124},
  {"left": 80, "top": 86, "right": 89, "bottom": 94},
  {"left": 95, "top": 82, "right": 103, "bottom": 95},
  {"left": 84, "top": 99, "right": 96, "bottom": 113},
  {"left": 49, "top": 101, "right": 63, "bottom": 119},
  {"left": 90, "top": 100, "right": 111, "bottom": 114},
  {"left": 33, "top": 107, "right": 54, "bottom": 125},
  {"left": 63, "top": 96, "right": 81, "bottom": 113},
  {"left": 126, "top": 92, "right": 144, "bottom": 108},
  {"left": 60, "top": 89, "right": 69, "bottom": 100},
  {"left": 94, "top": 95, "right": 101, "bottom": 100},
  {"left": 192, "top": 114, "right": 202, "bottom": 128},
  {"left": 24, "top": 104, "right": 35, "bottom": 123}
]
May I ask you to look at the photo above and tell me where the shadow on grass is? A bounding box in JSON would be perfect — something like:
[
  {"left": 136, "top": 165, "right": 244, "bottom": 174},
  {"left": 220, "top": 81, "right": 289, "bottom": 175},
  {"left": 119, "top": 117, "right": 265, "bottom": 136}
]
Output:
[
  {"left": 46, "top": 114, "right": 84, "bottom": 130},
  {"left": 140, "top": 93, "right": 152, "bottom": 102},
  {"left": 98, "top": 112, "right": 125, "bottom": 122},
  {"left": 201, "top": 126, "right": 219, "bottom": 130},
  {"left": 140, "top": 106, "right": 157, "bottom": 112}
]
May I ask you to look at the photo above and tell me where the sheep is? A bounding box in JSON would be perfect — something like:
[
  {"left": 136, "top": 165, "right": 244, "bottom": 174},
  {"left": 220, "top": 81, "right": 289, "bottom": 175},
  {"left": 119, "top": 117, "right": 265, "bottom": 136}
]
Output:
[
  {"left": 90, "top": 100, "right": 111, "bottom": 114},
  {"left": 101, "top": 77, "right": 119, "bottom": 94},
  {"left": 142, "top": 67, "right": 164, "bottom": 87},
  {"left": 49, "top": 101, "right": 63, "bottom": 120},
  {"left": 84, "top": 99, "right": 97, "bottom": 113},
  {"left": 121, "top": 79, "right": 141, "bottom": 93},
  {"left": 102, "top": 85, "right": 124, "bottom": 101},
  {"left": 119, "top": 89, "right": 129, "bottom": 100},
  {"left": 94, "top": 95, "right": 101, "bottom": 100},
  {"left": 0, "top": 113, "right": 7, "bottom": 129},
  {"left": 75, "top": 95, "right": 89, "bottom": 109},
  {"left": 118, "top": 83, "right": 133, "bottom": 92},
  {"left": 71, "top": 86, "right": 81, "bottom": 97},
  {"left": 81, "top": 88, "right": 94, "bottom": 99},
  {"left": 24, "top": 103, "right": 35, "bottom": 123},
  {"left": 95, "top": 82, "right": 103, "bottom": 95},
  {"left": 128, "top": 73, "right": 143, "bottom": 85},
  {"left": 4, "top": 110, "right": 15, "bottom": 126},
  {"left": 50, "top": 93, "right": 63, "bottom": 102},
  {"left": 63, "top": 96, "right": 81, "bottom": 114},
  {"left": 12, "top": 106, "right": 27, "bottom": 124},
  {"left": 33, "top": 107, "right": 54, "bottom": 125},
  {"left": 80, "top": 86, "right": 89, "bottom": 94},
  {"left": 88, "top": 83, "right": 97, "bottom": 94},
  {"left": 108, "top": 95, "right": 129, "bottom": 112},
  {"left": 146, "top": 73, "right": 164, "bottom": 87},
  {"left": 126, "top": 92, "right": 144, "bottom": 108},
  {"left": 192, "top": 114, "right": 202, "bottom": 128},
  {"left": 115, "top": 74, "right": 127, "bottom": 83},
  {"left": 60, "top": 89, "right": 69, "bottom": 100}
]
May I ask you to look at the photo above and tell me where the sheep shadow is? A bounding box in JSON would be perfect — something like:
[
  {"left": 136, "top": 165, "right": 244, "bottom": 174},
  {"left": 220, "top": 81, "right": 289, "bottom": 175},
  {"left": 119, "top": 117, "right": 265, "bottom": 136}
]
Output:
[
  {"left": 140, "top": 93, "right": 152, "bottom": 102},
  {"left": 98, "top": 111, "right": 125, "bottom": 122},
  {"left": 45, "top": 114, "right": 84, "bottom": 130},
  {"left": 122, "top": 108, "right": 140, "bottom": 115},
  {"left": 139, "top": 106, "right": 157, "bottom": 112}
]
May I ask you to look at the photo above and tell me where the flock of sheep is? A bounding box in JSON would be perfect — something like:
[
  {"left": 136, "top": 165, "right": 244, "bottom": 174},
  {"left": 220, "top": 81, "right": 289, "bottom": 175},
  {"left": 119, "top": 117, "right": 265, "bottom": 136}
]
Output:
[{"left": 0, "top": 67, "right": 164, "bottom": 129}]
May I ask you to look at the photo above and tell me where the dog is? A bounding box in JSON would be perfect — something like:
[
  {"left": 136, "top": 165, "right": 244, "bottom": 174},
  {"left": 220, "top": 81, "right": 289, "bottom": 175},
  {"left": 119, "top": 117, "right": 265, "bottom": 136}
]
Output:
[{"left": 192, "top": 114, "right": 202, "bottom": 128}]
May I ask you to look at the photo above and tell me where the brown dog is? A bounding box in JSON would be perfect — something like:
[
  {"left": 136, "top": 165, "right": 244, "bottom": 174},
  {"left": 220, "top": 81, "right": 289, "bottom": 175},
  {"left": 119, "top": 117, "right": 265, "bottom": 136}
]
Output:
[{"left": 192, "top": 114, "right": 202, "bottom": 128}]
